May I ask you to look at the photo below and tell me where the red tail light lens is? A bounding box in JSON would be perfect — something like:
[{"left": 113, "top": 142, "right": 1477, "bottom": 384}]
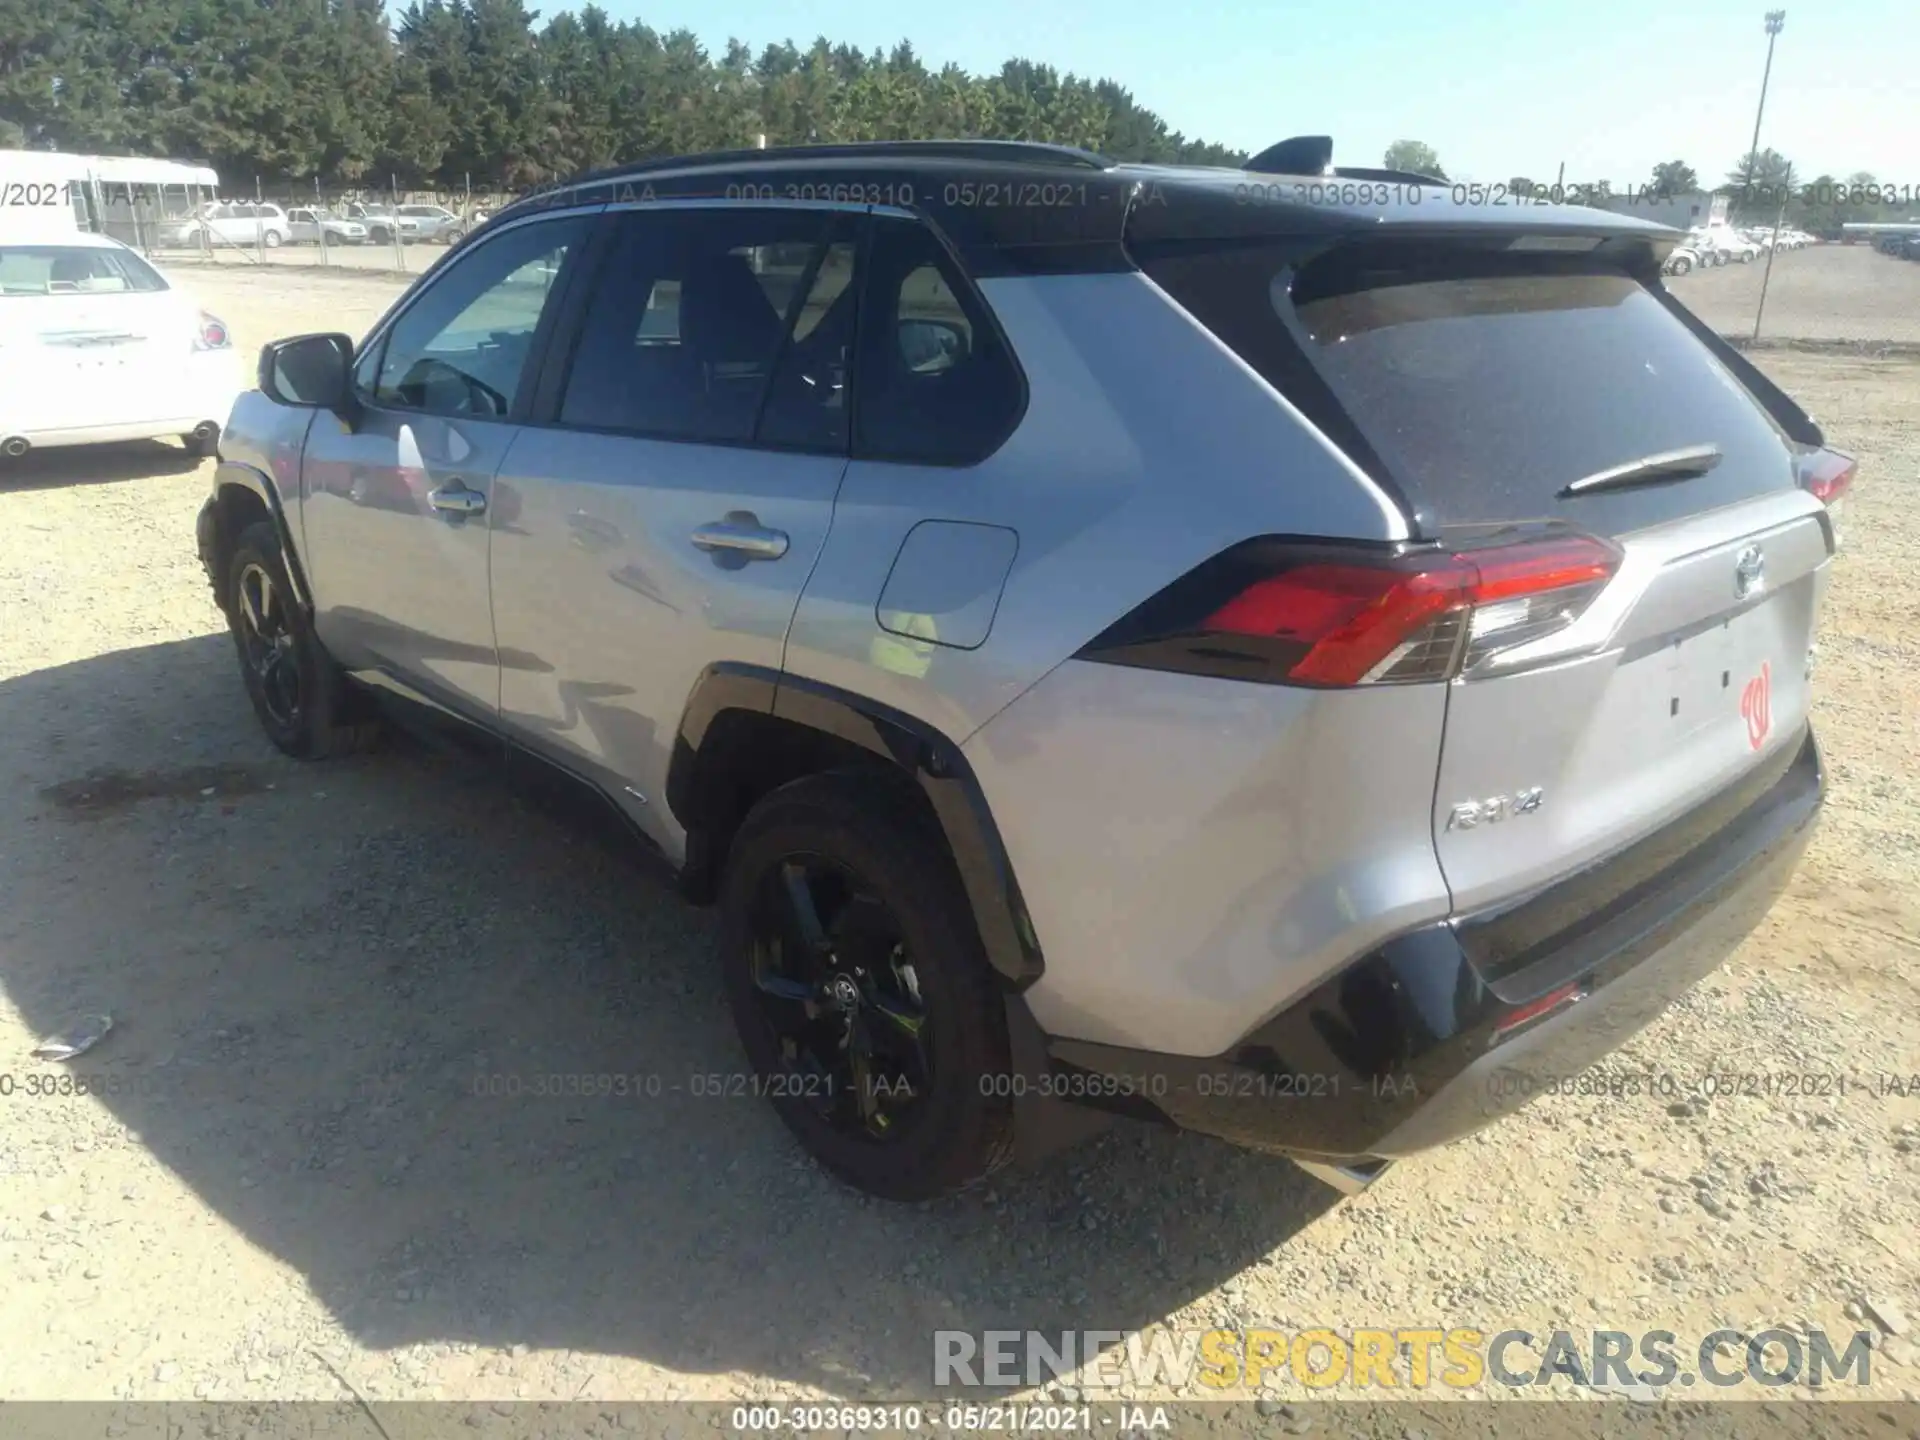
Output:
[
  {"left": 1080, "top": 534, "right": 1621, "bottom": 688},
  {"left": 1796, "top": 447, "right": 1854, "bottom": 549},
  {"left": 1794, "top": 447, "right": 1854, "bottom": 504},
  {"left": 195, "top": 312, "right": 231, "bottom": 350}
]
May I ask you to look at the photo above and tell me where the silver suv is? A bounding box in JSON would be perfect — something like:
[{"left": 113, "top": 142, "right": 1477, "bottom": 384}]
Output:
[{"left": 197, "top": 139, "right": 1842, "bottom": 1202}]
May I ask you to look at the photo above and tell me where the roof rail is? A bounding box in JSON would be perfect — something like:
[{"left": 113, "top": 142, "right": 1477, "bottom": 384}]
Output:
[
  {"left": 553, "top": 138, "right": 1111, "bottom": 193},
  {"left": 1241, "top": 136, "right": 1444, "bottom": 186}
]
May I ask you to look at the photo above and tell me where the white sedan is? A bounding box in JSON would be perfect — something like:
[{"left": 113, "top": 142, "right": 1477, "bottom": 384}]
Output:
[{"left": 0, "top": 230, "right": 243, "bottom": 459}]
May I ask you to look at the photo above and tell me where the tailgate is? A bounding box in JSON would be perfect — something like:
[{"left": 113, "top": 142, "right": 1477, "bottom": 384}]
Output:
[
  {"left": 1137, "top": 230, "right": 1839, "bottom": 940},
  {"left": 1433, "top": 492, "right": 1831, "bottom": 913}
]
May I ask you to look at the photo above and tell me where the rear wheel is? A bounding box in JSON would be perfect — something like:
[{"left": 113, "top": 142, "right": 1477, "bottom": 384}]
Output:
[
  {"left": 262, "top": 229, "right": 283, "bottom": 249},
  {"left": 1669, "top": 255, "right": 1693, "bottom": 275},
  {"left": 224, "top": 520, "right": 377, "bottom": 759},
  {"left": 719, "top": 771, "right": 1015, "bottom": 1201}
]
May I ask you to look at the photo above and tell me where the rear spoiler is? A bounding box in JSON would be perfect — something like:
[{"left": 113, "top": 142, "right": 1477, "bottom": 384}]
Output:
[{"left": 1242, "top": 135, "right": 1445, "bottom": 188}]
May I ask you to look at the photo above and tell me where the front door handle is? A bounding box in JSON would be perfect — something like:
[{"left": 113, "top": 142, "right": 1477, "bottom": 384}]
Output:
[
  {"left": 428, "top": 481, "right": 487, "bottom": 516},
  {"left": 691, "top": 516, "right": 789, "bottom": 561}
]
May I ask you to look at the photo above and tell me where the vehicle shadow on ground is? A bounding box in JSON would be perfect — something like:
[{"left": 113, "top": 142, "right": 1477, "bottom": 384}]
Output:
[
  {"left": 0, "top": 636, "right": 1340, "bottom": 1399},
  {"left": 0, "top": 442, "right": 204, "bottom": 491}
]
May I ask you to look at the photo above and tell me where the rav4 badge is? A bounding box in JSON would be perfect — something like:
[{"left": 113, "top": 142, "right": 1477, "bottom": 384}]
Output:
[{"left": 1446, "top": 787, "right": 1545, "bottom": 831}]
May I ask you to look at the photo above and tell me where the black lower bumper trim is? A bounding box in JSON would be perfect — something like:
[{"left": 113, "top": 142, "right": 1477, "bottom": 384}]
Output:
[{"left": 1043, "top": 729, "right": 1823, "bottom": 1160}]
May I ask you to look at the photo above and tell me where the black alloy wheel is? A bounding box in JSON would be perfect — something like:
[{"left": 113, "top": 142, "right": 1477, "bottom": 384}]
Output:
[
  {"left": 744, "top": 853, "right": 932, "bottom": 1141},
  {"left": 718, "top": 771, "right": 1016, "bottom": 1200},
  {"left": 235, "top": 559, "right": 301, "bottom": 729}
]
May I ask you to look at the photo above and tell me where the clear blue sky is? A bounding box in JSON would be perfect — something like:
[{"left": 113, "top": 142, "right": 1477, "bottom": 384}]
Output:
[{"left": 585, "top": 0, "right": 1918, "bottom": 185}]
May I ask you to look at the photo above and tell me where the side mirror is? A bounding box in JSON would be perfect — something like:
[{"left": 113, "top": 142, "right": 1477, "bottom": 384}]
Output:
[
  {"left": 258, "top": 332, "right": 355, "bottom": 411},
  {"left": 897, "top": 318, "right": 967, "bottom": 374}
]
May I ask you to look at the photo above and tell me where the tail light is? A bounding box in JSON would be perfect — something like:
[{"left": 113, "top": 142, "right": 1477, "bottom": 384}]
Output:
[
  {"left": 1078, "top": 533, "right": 1621, "bottom": 688},
  {"left": 195, "top": 312, "right": 231, "bottom": 351},
  {"left": 1795, "top": 447, "right": 1855, "bottom": 505},
  {"left": 1795, "top": 446, "right": 1854, "bottom": 550}
]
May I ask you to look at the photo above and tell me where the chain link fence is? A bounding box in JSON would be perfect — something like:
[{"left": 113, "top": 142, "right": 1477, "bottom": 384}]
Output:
[{"left": 88, "top": 178, "right": 515, "bottom": 275}]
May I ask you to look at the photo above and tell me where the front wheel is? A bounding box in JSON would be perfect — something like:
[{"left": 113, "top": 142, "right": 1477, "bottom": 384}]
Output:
[
  {"left": 1669, "top": 255, "right": 1693, "bottom": 275},
  {"left": 262, "top": 229, "right": 284, "bottom": 249},
  {"left": 719, "top": 771, "right": 1016, "bottom": 1202},
  {"left": 223, "top": 521, "right": 377, "bottom": 759}
]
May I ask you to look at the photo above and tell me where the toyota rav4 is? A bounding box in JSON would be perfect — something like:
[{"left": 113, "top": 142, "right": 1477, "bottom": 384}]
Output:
[{"left": 197, "top": 138, "right": 1841, "bottom": 1201}]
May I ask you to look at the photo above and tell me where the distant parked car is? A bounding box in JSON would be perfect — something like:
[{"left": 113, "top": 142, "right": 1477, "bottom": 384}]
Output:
[
  {"left": 1683, "top": 228, "right": 1729, "bottom": 266},
  {"left": 395, "top": 204, "right": 468, "bottom": 244},
  {"left": 0, "top": 228, "right": 241, "bottom": 458},
  {"left": 341, "top": 204, "right": 422, "bottom": 246},
  {"left": 1705, "top": 225, "right": 1759, "bottom": 263},
  {"left": 287, "top": 208, "right": 369, "bottom": 246},
  {"left": 188, "top": 202, "right": 292, "bottom": 250}
]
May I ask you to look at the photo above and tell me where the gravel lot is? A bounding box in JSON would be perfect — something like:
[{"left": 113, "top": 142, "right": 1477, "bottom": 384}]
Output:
[
  {"left": 1668, "top": 242, "right": 1920, "bottom": 344},
  {"left": 1, "top": 266, "right": 1917, "bottom": 1412}
]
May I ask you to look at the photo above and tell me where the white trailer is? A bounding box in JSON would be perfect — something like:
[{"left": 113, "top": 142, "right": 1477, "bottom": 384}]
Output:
[{"left": 0, "top": 150, "right": 221, "bottom": 248}]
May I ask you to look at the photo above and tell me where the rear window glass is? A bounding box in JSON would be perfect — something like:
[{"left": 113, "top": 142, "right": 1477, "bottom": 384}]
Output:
[
  {"left": 0, "top": 245, "right": 168, "bottom": 296},
  {"left": 1144, "top": 243, "right": 1795, "bottom": 534}
]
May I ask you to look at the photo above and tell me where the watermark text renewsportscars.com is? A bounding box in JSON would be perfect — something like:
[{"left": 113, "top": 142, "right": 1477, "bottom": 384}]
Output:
[{"left": 934, "top": 1326, "right": 1877, "bottom": 1393}]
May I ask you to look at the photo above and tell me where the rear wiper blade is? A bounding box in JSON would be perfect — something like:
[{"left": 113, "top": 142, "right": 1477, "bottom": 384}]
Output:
[{"left": 1561, "top": 444, "right": 1723, "bottom": 496}]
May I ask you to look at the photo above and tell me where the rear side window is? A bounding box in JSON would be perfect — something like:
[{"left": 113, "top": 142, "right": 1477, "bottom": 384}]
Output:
[
  {"left": 1143, "top": 241, "right": 1796, "bottom": 535},
  {"left": 0, "top": 245, "right": 168, "bottom": 295},
  {"left": 556, "top": 208, "right": 844, "bottom": 447},
  {"left": 853, "top": 218, "right": 1024, "bottom": 466}
]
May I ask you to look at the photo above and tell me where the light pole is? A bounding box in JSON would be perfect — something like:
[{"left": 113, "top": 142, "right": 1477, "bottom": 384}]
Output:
[{"left": 1741, "top": 11, "right": 1786, "bottom": 213}]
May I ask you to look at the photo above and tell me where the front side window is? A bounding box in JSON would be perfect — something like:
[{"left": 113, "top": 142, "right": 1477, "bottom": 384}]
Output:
[
  {"left": 852, "top": 219, "right": 1023, "bottom": 465},
  {"left": 0, "top": 245, "right": 169, "bottom": 296},
  {"left": 369, "top": 215, "right": 587, "bottom": 419},
  {"left": 556, "top": 207, "right": 848, "bottom": 447}
]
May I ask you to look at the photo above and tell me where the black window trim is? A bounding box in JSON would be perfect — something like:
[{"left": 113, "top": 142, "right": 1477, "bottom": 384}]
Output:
[
  {"left": 347, "top": 205, "right": 604, "bottom": 423},
  {"left": 849, "top": 210, "right": 1030, "bottom": 470},
  {"left": 514, "top": 198, "right": 1030, "bottom": 467},
  {"left": 523, "top": 199, "right": 868, "bottom": 459}
]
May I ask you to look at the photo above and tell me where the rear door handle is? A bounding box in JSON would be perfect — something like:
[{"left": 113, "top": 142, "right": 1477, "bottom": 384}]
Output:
[
  {"left": 428, "top": 481, "right": 487, "bottom": 516},
  {"left": 691, "top": 517, "right": 789, "bottom": 561}
]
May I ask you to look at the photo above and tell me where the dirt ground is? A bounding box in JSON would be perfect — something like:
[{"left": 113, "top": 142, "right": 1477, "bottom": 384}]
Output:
[
  {"left": 1668, "top": 242, "right": 1920, "bottom": 344},
  {"left": 1, "top": 265, "right": 1917, "bottom": 1413}
]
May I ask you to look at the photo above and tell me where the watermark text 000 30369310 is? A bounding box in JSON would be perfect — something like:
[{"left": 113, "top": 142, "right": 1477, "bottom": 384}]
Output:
[{"left": 933, "top": 1326, "right": 1879, "bottom": 1394}]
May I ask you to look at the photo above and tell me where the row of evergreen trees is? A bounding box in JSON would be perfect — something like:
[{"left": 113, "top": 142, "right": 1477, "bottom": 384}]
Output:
[{"left": 0, "top": 0, "right": 1249, "bottom": 188}]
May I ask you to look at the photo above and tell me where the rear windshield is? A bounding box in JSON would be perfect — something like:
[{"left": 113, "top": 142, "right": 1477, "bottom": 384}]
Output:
[
  {"left": 0, "top": 245, "right": 169, "bottom": 297},
  {"left": 1143, "top": 242, "right": 1796, "bottom": 535}
]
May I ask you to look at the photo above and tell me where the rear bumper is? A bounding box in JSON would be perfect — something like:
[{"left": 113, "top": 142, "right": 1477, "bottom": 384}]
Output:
[{"left": 1041, "top": 727, "right": 1823, "bottom": 1162}]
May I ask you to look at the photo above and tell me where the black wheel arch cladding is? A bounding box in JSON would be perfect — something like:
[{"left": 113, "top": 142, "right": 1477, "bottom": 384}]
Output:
[{"left": 668, "top": 664, "right": 1044, "bottom": 989}]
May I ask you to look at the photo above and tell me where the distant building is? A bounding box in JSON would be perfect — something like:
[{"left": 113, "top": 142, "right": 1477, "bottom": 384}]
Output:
[{"left": 1587, "top": 190, "right": 1727, "bottom": 232}]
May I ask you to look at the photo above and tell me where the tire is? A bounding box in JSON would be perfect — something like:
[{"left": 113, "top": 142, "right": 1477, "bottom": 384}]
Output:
[
  {"left": 224, "top": 520, "right": 377, "bottom": 760},
  {"left": 1670, "top": 256, "right": 1692, "bottom": 275},
  {"left": 719, "top": 770, "right": 1016, "bottom": 1202},
  {"left": 263, "top": 229, "right": 283, "bottom": 249}
]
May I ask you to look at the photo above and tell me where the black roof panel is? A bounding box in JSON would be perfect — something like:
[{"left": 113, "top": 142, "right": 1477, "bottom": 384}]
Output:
[{"left": 490, "top": 140, "right": 1681, "bottom": 274}]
